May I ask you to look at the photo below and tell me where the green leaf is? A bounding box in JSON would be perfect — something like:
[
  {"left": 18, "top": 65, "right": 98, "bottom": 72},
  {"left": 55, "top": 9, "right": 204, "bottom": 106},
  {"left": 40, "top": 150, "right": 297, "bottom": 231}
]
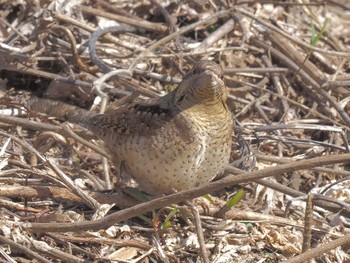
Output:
[
  {"left": 161, "top": 220, "right": 173, "bottom": 229},
  {"left": 226, "top": 189, "right": 245, "bottom": 208},
  {"left": 310, "top": 18, "right": 329, "bottom": 46},
  {"left": 208, "top": 24, "right": 218, "bottom": 31},
  {"left": 244, "top": 222, "right": 254, "bottom": 230},
  {"left": 202, "top": 194, "right": 215, "bottom": 204},
  {"left": 160, "top": 208, "right": 178, "bottom": 230}
]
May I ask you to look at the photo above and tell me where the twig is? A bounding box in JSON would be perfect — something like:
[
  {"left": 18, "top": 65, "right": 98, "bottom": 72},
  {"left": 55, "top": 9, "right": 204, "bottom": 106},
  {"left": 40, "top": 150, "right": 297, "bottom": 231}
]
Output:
[
  {"left": 0, "top": 114, "right": 111, "bottom": 159},
  {"left": 187, "top": 202, "right": 210, "bottom": 263},
  {"left": 52, "top": 25, "right": 98, "bottom": 73},
  {"left": 283, "top": 232, "right": 350, "bottom": 263},
  {"left": 0, "top": 198, "right": 40, "bottom": 213},
  {"left": 224, "top": 67, "right": 289, "bottom": 74},
  {"left": 0, "top": 129, "right": 100, "bottom": 210},
  {"left": 89, "top": 25, "right": 136, "bottom": 73},
  {"left": 52, "top": 11, "right": 142, "bottom": 51},
  {"left": 302, "top": 195, "right": 314, "bottom": 253},
  {"left": 236, "top": 7, "right": 350, "bottom": 58},
  {"left": 27, "top": 153, "right": 350, "bottom": 232},
  {"left": 194, "top": 19, "right": 236, "bottom": 53},
  {"left": 47, "top": 158, "right": 100, "bottom": 210},
  {"left": 149, "top": 0, "right": 177, "bottom": 33},
  {"left": 128, "top": 8, "right": 235, "bottom": 70},
  {"left": 79, "top": 6, "right": 167, "bottom": 33},
  {"left": 262, "top": 55, "right": 289, "bottom": 114},
  {"left": 61, "top": 124, "right": 111, "bottom": 159},
  {"left": 0, "top": 235, "right": 50, "bottom": 263},
  {"left": 30, "top": 238, "right": 85, "bottom": 262},
  {"left": 252, "top": 38, "right": 350, "bottom": 127},
  {"left": 0, "top": 185, "right": 137, "bottom": 208},
  {"left": 225, "top": 164, "right": 350, "bottom": 217}
]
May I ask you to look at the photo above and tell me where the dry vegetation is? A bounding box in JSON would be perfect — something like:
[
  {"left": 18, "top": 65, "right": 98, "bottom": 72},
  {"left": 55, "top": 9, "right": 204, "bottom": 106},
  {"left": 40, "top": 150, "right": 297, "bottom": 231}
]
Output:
[{"left": 0, "top": 0, "right": 350, "bottom": 262}]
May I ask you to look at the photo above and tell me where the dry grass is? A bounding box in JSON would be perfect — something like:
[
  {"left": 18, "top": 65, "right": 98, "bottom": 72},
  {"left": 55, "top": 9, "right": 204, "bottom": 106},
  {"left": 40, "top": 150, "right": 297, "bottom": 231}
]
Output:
[{"left": 0, "top": 0, "right": 350, "bottom": 262}]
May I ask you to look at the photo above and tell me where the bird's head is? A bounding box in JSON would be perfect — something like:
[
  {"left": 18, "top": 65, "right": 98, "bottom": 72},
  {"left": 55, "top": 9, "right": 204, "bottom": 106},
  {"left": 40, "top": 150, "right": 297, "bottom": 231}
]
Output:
[{"left": 173, "top": 61, "right": 228, "bottom": 110}]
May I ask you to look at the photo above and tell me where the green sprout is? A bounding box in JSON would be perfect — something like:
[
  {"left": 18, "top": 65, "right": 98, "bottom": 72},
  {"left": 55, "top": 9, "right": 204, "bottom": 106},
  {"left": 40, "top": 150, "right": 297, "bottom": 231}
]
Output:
[
  {"left": 160, "top": 207, "right": 178, "bottom": 230},
  {"left": 310, "top": 18, "right": 329, "bottom": 46},
  {"left": 226, "top": 189, "right": 245, "bottom": 208}
]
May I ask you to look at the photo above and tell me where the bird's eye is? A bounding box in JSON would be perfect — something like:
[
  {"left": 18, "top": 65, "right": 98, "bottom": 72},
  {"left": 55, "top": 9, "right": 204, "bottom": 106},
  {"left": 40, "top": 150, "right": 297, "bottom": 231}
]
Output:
[{"left": 177, "top": 94, "right": 185, "bottom": 103}]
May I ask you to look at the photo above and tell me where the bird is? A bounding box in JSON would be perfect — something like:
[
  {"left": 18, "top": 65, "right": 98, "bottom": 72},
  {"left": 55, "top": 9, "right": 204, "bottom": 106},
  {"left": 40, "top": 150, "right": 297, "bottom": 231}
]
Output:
[{"left": 29, "top": 61, "right": 233, "bottom": 195}]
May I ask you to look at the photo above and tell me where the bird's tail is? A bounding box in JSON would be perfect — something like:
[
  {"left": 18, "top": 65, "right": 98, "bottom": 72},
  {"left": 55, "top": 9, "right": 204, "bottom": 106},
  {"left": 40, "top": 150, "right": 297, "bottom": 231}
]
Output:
[{"left": 28, "top": 97, "right": 96, "bottom": 125}]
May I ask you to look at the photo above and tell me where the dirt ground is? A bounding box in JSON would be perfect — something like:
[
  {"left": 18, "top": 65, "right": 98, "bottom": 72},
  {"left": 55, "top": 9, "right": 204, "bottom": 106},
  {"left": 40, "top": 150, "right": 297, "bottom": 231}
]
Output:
[{"left": 0, "top": 0, "right": 350, "bottom": 262}]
